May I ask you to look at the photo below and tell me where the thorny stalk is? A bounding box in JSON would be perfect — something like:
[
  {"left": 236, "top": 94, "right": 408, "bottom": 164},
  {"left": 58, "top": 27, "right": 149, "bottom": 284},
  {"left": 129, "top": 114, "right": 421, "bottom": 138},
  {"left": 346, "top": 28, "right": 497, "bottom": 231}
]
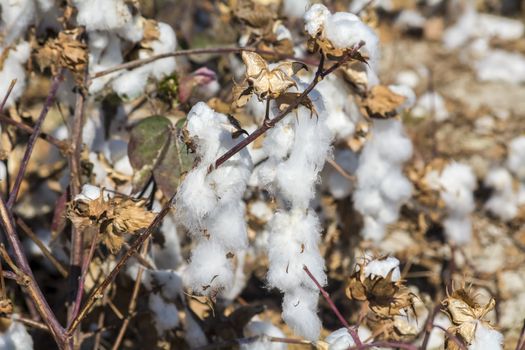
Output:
[
  {"left": 65, "top": 47, "right": 363, "bottom": 337},
  {"left": 7, "top": 71, "right": 64, "bottom": 209},
  {"left": 303, "top": 264, "right": 362, "bottom": 346}
]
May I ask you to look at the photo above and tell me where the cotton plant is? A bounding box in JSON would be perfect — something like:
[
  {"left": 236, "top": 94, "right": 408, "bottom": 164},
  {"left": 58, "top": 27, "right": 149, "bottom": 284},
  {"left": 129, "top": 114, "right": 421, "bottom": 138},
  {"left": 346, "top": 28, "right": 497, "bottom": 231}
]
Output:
[
  {"left": 176, "top": 102, "right": 253, "bottom": 297},
  {"left": 424, "top": 162, "right": 477, "bottom": 244},
  {"left": 0, "top": 319, "right": 34, "bottom": 350}
]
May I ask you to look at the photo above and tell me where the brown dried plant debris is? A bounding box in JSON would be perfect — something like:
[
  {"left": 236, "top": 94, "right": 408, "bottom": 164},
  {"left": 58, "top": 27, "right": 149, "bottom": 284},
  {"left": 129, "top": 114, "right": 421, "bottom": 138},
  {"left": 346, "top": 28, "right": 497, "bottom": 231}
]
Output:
[
  {"left": 441, "top": 287, "right": 498, "bottom": 349},
  {"left": 36, "top": 28, "right": 88, "bottom": 85},
  {"left": 232, "top": 51, "right": 307, "bottom": 108},
  {"left": 359, "top": 85, "right": 406, "bottom": 120},
  {"left": 346, "top": 257, "right": 419, "bottom": 341},
  {"left": 68, "top": 192, "right": 155, "bottom": 253}
]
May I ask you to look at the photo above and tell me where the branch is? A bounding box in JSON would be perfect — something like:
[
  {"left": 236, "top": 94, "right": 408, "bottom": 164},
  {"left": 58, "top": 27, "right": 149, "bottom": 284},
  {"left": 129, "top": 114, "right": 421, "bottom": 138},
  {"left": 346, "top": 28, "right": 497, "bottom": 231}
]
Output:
[
  {"left": 212, "top": 43, "right": 364, "bottom": 171},
  {"left": 0, "top": 196, "right": 67, "bottom": 348},
  {"left": 90, "top": 47, "right": 315, "bottom": 80},
  {"left": 303, "top": 265, "right": 362, "bottom": 347},
  {"left": 7, "top": 71, "right": 64, "bottom": 209}
]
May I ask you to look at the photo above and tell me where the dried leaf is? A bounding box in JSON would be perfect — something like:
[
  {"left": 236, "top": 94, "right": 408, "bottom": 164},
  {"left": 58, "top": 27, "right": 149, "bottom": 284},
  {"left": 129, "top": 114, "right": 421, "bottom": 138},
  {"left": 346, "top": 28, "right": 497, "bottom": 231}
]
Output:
[{"left": 360, "top": 85, "right": 406, "bottom": 119}]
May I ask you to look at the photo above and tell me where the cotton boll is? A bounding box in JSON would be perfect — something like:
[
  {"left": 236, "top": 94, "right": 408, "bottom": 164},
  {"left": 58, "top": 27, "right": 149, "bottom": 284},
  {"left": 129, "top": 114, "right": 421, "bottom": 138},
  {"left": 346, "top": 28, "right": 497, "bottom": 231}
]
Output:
[
  {"left": 507, "top": 136, "right": 525, "bottom": 180},
  {"left": 88, "top": 33, "right": 124, "bottom": 94},
  {"left": 468, "top": 322, "right": 503, "bottom": 350},
  {"left": 324, "top": 327, "right": 373, "bottom": 350},
  {"left": 241, "top": 320, "right": 287, "bottom": 350},
  {"left": 443, "top": 216, "right": 472, "bottom": 245},
  {"left": 150, "top": 22, "right": 177, "bottom": 80},
  {"left": 184, "top": 308, "right": 208, "bottom": 347},
  {"left": 73, "top": 0, "right": 132, "bottom": 32},
  {"left": 326, "top": 149, "right": 358, "bottom": 199},
  {"left": 282, "top": 288, "right": 321, "bottom": 341},
  {"left": 204, "top": 202, "right": 248, "bottom": 251},
  {"left": 484, "top": 167, "right": 518, "bottom": 221},
  {"left": 111, "top": 68, "right": 149, "bottom": 99},
  {"left": 0, "top": 0, "right": 35, "bottom": 45},
  {"left": 0, "top": 319, "right": 34, "bottom": 350},
  {"left": 147, "top": 269, "right": 183, "bottom": 300},
  {"left": 282, "top": 0, "right": 310, "bottom": 18},
  {"left": 185, "top": 241, "right": 234, "bottom": 296},
  {"left": 153, "top": 213, "right": 183, "bottom": 269},
  {"left": 0, "top": 42, "right": 31, "bottom": 109},
  {"left": 364, "top": 256, "right": 401, "bottom": 281},
  {"left": 148, "top": 293, "right": 179, "bottom": 334},
  {"left": 474, "top": 50, "right": 525, "bottom": 84},
  {"left": 304, "top": 3, "right": 330, "bottom": 36},
  {"left": 388, "top": 84, "right": 416, "bottom": 110},
  {"left": 412, "top": 92, "right": 449, "bottom": 121},
  {"left": 74, "top": 184, "right": 102, "bottom": 202}
]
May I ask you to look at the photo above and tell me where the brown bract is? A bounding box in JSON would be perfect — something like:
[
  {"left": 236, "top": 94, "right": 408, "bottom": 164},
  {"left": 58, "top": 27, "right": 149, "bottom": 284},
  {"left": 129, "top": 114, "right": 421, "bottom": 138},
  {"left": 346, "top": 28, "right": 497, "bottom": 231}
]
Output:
[
  {"left": 360, "top": 85, "right": 406, "bottom": 119},
  {"left": 36, "top": 28, "right": 87, "bottom": 85},
  {"left": 442, "top": 288, "right": 497, "bottom": 348},
  {"left": 68, "top": 194, "right": 155, "bottom": 253},
  {"left": 232, "top": 51, "right": 306, "bottom": 108}
]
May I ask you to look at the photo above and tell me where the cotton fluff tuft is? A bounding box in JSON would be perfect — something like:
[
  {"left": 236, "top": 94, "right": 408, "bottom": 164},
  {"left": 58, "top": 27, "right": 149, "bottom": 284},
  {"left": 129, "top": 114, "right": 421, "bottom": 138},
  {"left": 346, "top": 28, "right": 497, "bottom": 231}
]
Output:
[
  {"left": 426, "top": 162, "right": 477, "bottom": 244},
  {"left": 506, "top": 136, "right": 525, "bottom": 180},
  {"left": 112, "top": 22, "right": 177, "bottom": 98},
  {"left": 484, "top": 168, "right": 518, "bottom": 221},
  {"left": 177, "top": 102, "right": 252, "bottom": 297},
  {"left": 354, "top": 119, "right": 413, "bottom": 241},
  {"left": 0, "top": 320, "right": 34, "bottom": 350},
  {"left": 0, "top": 42, "right": 32, "bottom": 109},
  {"left": 468, "top": 322, "right": 503, "bottom": 350},
  {"left": 325, "top": 327, "right": 372, "bottom": 350},
  {"left": 148, "top": 292, "right": 180, "bottom": 335},
  {"left": 241, "top": 321, "right": 287, "bottom": 350},
  {"left": 363, "top": 256, "right": 401, "bottom": 281},
  {"left": 264, "top": 98, "right": 332, "bottom": 340},
  {"left": 0, "top": 0, "right": 35, "bottom": 45},
  {"left": 303, "top": 4, "right": 380, "bottom": 69},
  {"left": 73, "top": 0, "right": 132, "bottom": 32}
]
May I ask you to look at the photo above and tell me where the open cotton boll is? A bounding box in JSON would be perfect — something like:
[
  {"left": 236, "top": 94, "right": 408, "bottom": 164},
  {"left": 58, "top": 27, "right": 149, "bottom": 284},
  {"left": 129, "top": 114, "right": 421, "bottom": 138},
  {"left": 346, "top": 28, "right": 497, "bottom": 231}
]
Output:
[
  {"left": 153, "top": 213, "right": 183, "bottom": 269},
  {"left": 507, "top": 136, "right": 525, "bottom": 180},
  {"left": 282, "top": 0, "right": 310, "bottom": 18},
  {"left": 363, "top": 256, "right": 401, "bottom": 281},
  {"left": 443, "top": 216, "right": 472, "bottom": 245},
  {"left": 0, "top": 0, "right": 35, "bottom": 45},
  {"left": 0, "top": 42, "right": 31, "bottom": 109},
  {"left": 282, "top": 288, "right": 322, "bottom": 341},
  {"left": 325, "top": 326, "right": 372, "bottom": 350},
  {"left": 88, "top": 33, "right": 124, "bottom": 94},
  {"left": 204, "top": 202, "right": 248, "bottom": 251},
  {"left": 241, "top": 320, "right": 287, "bottom": 350},
  {"left": 484, "top": 167, "right": 518, "bottom": 221},
  {"left": 354, "top": 119, "right": 413, "bottom": 241},
  {"left": 73, "top": 0, "right": 132, "bottom": 32},
  {"left": 304, "top": 3, "right": 330, "bottom": 37},
  {"left": 388, "top": 84, "right": 416, "bottom": 111},
  {"left": 468, "top": 322, "right": 503, "bottom": 350},
  {"left": 184, "top": 308, "right": 208, "bottom": 347},
  {"left": 74, "top": 184, "right": 102, "bottom": 202},
  {"left": 474, "top": 50, "right": 525, "bottom": 84},
  {"left": 412, "top": 92, "right": 449, "bottom": 121},
  {"left": 0, "top": 319, "right": 34, "bottom": 350},
  {"left": 184, "top": 241, "right": 234, "bottom": 296},
  {"left": 148, "top": 293, "right": 179, "bottom": 335},
  {"left": 150, "top": 22, "right": 177, "bottom": 79},
  {"left": 267, "top": 210, "right": 325, "bottom": 292}
]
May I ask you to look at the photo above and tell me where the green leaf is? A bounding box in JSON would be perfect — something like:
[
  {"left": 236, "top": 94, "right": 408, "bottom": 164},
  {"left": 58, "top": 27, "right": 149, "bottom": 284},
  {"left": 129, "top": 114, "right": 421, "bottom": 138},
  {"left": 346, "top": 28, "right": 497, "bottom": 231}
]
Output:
[{"left": 128, "top": 115, "right": 195, "bottom": 197}]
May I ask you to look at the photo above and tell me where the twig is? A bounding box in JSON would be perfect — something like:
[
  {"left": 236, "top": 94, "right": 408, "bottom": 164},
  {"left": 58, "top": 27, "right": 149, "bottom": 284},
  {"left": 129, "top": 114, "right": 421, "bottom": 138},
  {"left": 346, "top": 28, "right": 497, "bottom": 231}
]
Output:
[
  {"left": 7, "top": 71, "right": 64, "bottom": 209},
  {"left": 419, "top": 304, "right": 441, "bottom": 350},
  {"left": 0, "top": 197, "right": 67, "bottom": 348},
  {"left": 195, "top": 335, "right": 314, "bottom": 349},
  {"left": 0, "top": 80, "right": 17, "bottom": 111},
  {"left": 212, "top": 43, "right": 364, "bottom": 171},
  {"left": 352, "top": 341, "right": 418, "bottom": 350},
  {"left": 111, "top": 239, "right": 151, "bottom": 350},
  {"left": 66, "top": 198, "right": 174, "bottom": 336},
  {"left": 303, "top": 265, "right": 362, "bottom": 347},
  {"left": 517, "top": 319, "right": 525, "bottom": 350},
  {"left": 432, "top": 324, "right": 467, "bottom": 350},
  {"left": 16, "top": 218, "right": 68, "bottom": 278},
  {"left": 90, "top": 47, "right": 315, "bottom": 80},
  {"left": 10, "top": 315, "right": 50, "bottom": 332},
  {"left": 327, "top": 158, "right": 355, "bottom": 182}
]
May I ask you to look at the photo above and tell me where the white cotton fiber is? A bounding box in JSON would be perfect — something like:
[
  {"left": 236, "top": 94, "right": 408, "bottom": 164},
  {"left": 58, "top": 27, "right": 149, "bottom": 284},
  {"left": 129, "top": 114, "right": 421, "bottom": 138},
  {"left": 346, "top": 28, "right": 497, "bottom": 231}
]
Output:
[
  {"left": 364, "top": 256, "right": 401, "bottom": 281},
  {"left": 354, "top": 119, "right": 413, "bottom": 241},
  {"left": 184, "top": 241, "right": 234, "bottom": 295},
  {"left": 325, "top": 326, "right": 372, "bottom": 350},
  {"left": 282, "top": 288, "right": 322, "bottom": 341},
  {"left": 412, "top": 92, "right": 449, "bottom": 121},
  {"left": 474, "top": 50, "right": 525, "bottom": 84},
  {"left": 0, "top": 0, "right": 36, "bottom": 45},
  {"left": 74, "top": 184, "right": 102, "bottom": 201},
  {"left": 507, "top": 136, "right": 525, "bottom": 180},
  {"left": 304, "top": 4, "right": 380, "bottom": 69},
  {"left": 241, "top": 321, "right": 287, "bottom": 350},
  {"left": 73, "top": 0, "right": 132, "bottom": 32},
  {"left": 148, "top": 293, "right": 179, "bottom": 334},
  {"left": 468, "top": 322, "right": 503, "bottom": 350},
  {"left": 484, "top": 167, "right": 518, "bottom": 221},
  {"left": 0, "top": 42, "right": 31, "bottom": 109},
  {"left": 326, "top": 149, "right": 359, "bottom": 199},
  {"left": 0, "top": 320, "right": 34, "bottom": 350}
]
